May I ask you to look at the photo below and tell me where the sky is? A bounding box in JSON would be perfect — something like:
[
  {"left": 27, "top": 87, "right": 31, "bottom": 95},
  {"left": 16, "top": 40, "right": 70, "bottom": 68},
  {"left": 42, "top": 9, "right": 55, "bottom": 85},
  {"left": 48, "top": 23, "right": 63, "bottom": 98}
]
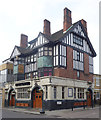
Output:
[{"left": 0, "top": 0, "right": 100, "bottom": 74}]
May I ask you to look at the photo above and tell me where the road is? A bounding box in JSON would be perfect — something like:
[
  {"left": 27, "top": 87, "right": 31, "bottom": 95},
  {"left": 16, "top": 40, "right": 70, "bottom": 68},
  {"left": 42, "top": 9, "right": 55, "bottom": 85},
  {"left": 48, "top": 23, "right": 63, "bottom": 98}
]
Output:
[{"left": 1, "top": 106, "right": 100, "bottom": 119}]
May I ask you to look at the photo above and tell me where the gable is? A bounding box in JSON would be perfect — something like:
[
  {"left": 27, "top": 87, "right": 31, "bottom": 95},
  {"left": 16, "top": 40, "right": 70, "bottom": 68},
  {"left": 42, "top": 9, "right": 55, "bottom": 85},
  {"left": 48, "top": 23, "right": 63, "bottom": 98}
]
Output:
[
  {"left": 10, "top": 46, "right": 21, "bottom": 59},
  {"left": 60, "top": 23, "right": 96, "bottom": 56},
  {"left": 73, "top": 24, "right": 86, "bottom": 38},
  {"left": 30, "top": 32, "right": 49, "bottom": 49}
]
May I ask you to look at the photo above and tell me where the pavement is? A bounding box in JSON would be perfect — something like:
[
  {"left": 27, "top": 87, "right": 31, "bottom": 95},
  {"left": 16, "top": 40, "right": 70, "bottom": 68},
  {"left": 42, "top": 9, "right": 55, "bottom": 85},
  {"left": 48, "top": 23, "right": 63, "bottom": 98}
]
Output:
[{"left": 3, "top": 106, "right": 100, "bottom": 118}]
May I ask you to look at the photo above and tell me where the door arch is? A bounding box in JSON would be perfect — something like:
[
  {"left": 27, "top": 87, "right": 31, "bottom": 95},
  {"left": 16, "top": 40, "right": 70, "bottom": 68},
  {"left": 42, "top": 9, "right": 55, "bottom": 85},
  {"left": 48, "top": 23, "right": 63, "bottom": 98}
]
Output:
[
  {"left": 8, "top": 89, "right": 15, "bottom": 107},
  {"left": 31, "top": 86, "right": 43, "bottom": 109}
]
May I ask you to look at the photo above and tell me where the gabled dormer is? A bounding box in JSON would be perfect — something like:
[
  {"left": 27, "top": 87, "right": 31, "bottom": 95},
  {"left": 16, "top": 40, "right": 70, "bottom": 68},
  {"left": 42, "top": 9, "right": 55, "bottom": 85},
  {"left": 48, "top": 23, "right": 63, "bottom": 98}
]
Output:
[
  {"left": 29, "top": 32, "right": 50, "bottom": 49},
  {"left": 10, "top": 46, "right": 21, "bottom": 60}
]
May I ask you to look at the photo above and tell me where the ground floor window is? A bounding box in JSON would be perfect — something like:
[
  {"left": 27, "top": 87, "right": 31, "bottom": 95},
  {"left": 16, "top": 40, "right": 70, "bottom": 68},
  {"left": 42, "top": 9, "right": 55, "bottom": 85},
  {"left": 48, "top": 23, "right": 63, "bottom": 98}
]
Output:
[
  {"left": 78, "top": 88, "right": 84, "bottom": 99},
  {"left": 74, "top": 88, "right": 76, "bottom": 98},
  {"left": 54, "top": 86, "right": 57, "bottom": 99},
  {"left": 17, "top": 88, "right": 30, "bottom": 99},
  {"left": 62, "top": 87, "right": 65, "bottom": 99},
  {"left": 96, "top": 92, "right": 100, "bottom": 100},
  {"left": 46, "top": 86, "right": 48, "bottom": 99}
]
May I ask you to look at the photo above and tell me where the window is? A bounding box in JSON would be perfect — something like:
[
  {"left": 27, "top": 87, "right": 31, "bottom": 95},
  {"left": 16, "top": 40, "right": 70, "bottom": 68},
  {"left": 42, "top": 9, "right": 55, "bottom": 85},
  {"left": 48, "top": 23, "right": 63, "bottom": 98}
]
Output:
[
  {"left": 89, "top": 56, "right": 93, "bottom": 73},
  {"left": 38, "top": 67, "right": 52, "bottom": 77},
  {"left": 73, "top": 35, "right": 83, "bottom": 47},
  {"left": 31, "top": 55, "right": 34, "bottom": 62},
  {"left": 54, "top": 86, "right": 57, "bottom": 99},
  {"left": 28, "top": 56, "right": 30, "bottom": 63},
  {"left": 74, "top": 88, "right": 76, "bottom": 98},
  {"left": 38, "top": 47, "right": 52, "bottom": 57},
  {"left": 62, "top": 87, "right": 65, "bottom": 99},
  {"left": 54, "top": 45, "right": 58, "bottom": 66},
  {"left": 78, "top": 88, "right": 84, "bottom": 99},
  {"left": 26, "top": 73, "right": 31, "bottom": 79},
  {"left": 68, "top": 88, "right": 73, "bottom": 97},
  {"left": 77, "top": 71, "right": 80, "bottom": 78},
  {"left": 46, "top": 86, "right": 48, "bottom": 99},
  {"left": 60, "top": 45, "right": 66, "bottom": 67},
  {"left": 17, "top": 88, "right": 30, "bottom": 99},
  {"left": 32, "top": 72, "right": 38, "bottom": 79},
  {"left": 96, "top": 92, "right": 100, "bottom": 100},
  {"left": 73, "top": 50, "right": 84, "bottom": 71},
  {"left": 96, "top": 77, "right": 100, "bottom": 86}
]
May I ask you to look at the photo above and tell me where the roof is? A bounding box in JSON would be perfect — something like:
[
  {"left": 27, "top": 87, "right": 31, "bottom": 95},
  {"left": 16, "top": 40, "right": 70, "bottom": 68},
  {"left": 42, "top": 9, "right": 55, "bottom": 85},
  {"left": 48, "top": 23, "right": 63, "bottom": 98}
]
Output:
[{"left": 11, "top": 20, "right": 96, "bottom": 58}]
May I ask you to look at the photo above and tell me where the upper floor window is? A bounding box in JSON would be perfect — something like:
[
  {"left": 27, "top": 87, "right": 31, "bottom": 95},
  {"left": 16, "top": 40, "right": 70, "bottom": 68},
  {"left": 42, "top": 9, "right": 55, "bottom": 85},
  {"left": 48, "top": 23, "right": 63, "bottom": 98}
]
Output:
[
  {"left": 89, "top": 56, "right": 93, "bottom": 73},
  {"left": 38, "top": 67, "right": 52, "bottom": 77},
  {"left": 38, "top": 47, "right": 52, "bottom": 57},
  {"left": 96, "top": 77, "right": 100, "bottom": 86},
  {"left": 73, "top": 50, "right": 84, "bottom": 71},
  {"left": 73, "top": 35, "right": 83, "bottom": 47},
  {"left": 60, "top": 45, "right": 66, "bottom": 67},
  {"left": 54, "top": 45, "right": 59, "bottom": 66}
]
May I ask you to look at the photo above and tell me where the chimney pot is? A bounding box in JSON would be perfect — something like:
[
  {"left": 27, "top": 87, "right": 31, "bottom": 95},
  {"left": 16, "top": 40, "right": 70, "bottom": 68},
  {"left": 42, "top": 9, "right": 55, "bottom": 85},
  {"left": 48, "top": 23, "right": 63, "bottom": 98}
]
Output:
[
  {"left": 20, "top": 34, "right": 28, "bottom": 48},
  {"left": 43, "top": 19, "right": 51, "bottom": 36}
]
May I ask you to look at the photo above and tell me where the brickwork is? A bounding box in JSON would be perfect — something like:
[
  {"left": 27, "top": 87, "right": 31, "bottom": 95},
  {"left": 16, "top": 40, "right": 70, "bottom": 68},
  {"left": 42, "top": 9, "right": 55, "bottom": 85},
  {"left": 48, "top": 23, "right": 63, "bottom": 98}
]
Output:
[
  {"left": 84, "top": 53, "right": 89, "bottom": 75},
  {"left": 43, "top": 19, "right": 51, "bottom": 36},
  {"left": 63, "top": 8, "right": 72, "bottom": 32},
  {"left": 20, "top": 34, "right": 28, "bottom": 48},
  {"left": 54, "top": 46, "right": 93, "bottom": 82}
]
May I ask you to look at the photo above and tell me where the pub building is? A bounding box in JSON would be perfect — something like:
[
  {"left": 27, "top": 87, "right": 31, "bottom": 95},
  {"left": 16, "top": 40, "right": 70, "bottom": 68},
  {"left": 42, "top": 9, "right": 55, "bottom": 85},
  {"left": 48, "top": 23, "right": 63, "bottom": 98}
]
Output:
[{"left": 4, "top": 7, "right": 96, "bottom": 110}]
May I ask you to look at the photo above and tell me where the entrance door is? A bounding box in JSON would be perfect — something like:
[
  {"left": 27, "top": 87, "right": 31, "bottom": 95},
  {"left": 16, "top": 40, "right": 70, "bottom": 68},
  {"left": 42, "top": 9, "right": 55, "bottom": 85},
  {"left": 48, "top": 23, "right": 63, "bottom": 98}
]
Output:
[
  {"left": 11, "top": 95, "right": 15, "bottom": 106},
  {"left": 87, "top": 92, "right": 92, "bottom": 106},
  {"left": 33, "top": 89, "right": 42, "bottom": 108}
]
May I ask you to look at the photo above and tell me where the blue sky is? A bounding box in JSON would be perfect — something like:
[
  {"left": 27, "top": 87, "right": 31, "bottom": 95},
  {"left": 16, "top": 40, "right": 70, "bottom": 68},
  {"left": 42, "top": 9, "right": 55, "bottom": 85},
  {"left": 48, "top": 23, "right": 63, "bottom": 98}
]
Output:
[{"left": 0, "top": 0, "right": 99, "bottom": 74}]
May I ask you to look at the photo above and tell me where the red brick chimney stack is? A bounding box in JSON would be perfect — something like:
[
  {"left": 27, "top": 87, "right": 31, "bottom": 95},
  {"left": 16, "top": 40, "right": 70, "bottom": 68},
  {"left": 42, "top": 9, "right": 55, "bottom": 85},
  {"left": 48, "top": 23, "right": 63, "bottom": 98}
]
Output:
[
  {"left": 20, "top": 34, "right": 28, "bottom": 48},
  {"left": 81, "top": 19, "right": 87, "bottom": 34},
  {"left": 43, "top": 19, "right": 51, "bottom": 36},
  {"left": 63, "top": 7, "right": 72, "bottom": 32}
]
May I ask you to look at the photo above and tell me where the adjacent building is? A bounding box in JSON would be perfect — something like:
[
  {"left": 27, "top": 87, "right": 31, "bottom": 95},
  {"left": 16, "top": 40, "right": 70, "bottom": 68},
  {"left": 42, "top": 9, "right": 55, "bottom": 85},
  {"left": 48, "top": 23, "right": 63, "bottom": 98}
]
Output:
[
  {"left": 93, "top": 74, "right": 101, "bottom": 104},
  {"left": 4, "top": 7, "right": 96, "bottom": 110},
  {"left": 0, "top": 61, "right": 13, "bottom": 107}
]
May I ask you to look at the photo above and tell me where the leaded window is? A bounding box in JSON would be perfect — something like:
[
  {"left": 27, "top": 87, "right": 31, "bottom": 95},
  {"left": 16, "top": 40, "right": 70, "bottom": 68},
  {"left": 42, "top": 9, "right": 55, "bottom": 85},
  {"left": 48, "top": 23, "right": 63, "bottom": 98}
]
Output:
[
  {"left": 38, "top": 47, "right": 52, "bottom": 57},
  {"left": 73, "top": 50, "right": 84, "bottom": 71},
  {"left": 73, "top": 35, "right": 83, "bottom": 47},
  {"left": 38, "top": 67, "right": 52, "bottom": 77},
  {"left": 54, "top": 86, "right": 57, "bottom": 99},
  {"left": 17, "top": 88, "right": 30, "bottom": 99},
  {"left": 77, "top": 88, "right": 84, "bottom": 99},
  {"left": 89, "top": 56, "right": 93, "bottom": 73},
  {"left": 60, "top": 45, "right": 66, "bottom": 67},
  {"left": 62, "top": 87, "right": 65, "bottom": 99}
]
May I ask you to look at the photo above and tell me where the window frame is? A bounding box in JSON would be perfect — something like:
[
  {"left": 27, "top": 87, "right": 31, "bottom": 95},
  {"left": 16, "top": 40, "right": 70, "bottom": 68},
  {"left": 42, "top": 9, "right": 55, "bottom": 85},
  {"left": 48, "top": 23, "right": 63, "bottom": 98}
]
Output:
[{"left": 54, "top": 86, "right": 57, "bottom": 99}]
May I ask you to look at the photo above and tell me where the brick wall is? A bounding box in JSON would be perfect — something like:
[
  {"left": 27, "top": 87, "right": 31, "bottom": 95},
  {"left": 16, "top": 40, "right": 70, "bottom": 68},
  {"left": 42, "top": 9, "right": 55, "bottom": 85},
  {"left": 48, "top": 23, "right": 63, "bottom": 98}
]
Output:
[{"left": 54, "top": 46, "right": 93, "bottom": 82}]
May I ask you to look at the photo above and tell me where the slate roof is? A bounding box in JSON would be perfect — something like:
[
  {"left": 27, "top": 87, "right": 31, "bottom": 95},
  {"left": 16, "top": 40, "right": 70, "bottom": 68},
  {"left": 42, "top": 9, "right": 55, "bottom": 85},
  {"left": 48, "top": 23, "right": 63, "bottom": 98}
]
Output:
[{"left": 11, "top": 20, "right": 96, "bottom": 58}]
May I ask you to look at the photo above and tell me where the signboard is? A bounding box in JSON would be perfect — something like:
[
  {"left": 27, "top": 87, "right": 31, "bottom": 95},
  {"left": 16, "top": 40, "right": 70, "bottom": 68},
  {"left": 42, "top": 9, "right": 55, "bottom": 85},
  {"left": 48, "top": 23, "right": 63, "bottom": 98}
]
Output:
[{"left": 57, "top": 101, "right": 62, "bottom": 105}]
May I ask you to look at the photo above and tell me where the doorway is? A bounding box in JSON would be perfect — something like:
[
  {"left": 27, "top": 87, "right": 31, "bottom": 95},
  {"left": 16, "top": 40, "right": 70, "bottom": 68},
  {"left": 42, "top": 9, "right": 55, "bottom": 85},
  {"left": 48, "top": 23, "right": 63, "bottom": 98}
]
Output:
[
  {"left": 87, "top": 91, "right": 92, "bottom": 106},
  {"left": 8, "top": 89, "right": 15, "bottom": 107},
  {"left": 33, "top": 88, "right": 42, "bottom": 108}
]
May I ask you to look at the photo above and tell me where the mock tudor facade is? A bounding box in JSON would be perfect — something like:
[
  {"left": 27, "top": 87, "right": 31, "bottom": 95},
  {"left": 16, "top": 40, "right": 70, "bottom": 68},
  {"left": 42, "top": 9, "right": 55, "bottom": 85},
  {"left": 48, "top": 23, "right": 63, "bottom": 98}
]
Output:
[{"left": 4, "top": 8, "right": 96, "bottom": 110}]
